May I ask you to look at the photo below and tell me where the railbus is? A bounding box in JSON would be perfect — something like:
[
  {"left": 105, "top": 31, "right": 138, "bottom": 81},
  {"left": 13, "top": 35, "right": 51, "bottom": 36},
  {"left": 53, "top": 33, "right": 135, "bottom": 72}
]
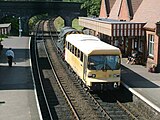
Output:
[{"left": 65, "top": 34, "right": 122, "bottom": 91}]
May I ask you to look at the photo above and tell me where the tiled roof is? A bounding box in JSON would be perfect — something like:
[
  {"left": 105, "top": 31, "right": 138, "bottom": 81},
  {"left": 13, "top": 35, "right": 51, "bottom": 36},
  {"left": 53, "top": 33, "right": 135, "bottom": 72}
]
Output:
[
  {"left": 108, "top": 0, "right": 122, "bottom": 20},
  {"left": 130, "top": 0, "right": 143, "bottom": 16},
  {"left": 109, "top": 0, "right": 143, "bottom": 20},
  {"left": 99, "top": 0, "right": 117, "bottom": 18},
  {"left": 132, "top": 0, "right": 160, "bottom": 29},
  {"left": 109, "top": 0, "right": 117, "bottom": 10},
  {"left": 99, "top": 0, "right": 109, "bottom": 18}
]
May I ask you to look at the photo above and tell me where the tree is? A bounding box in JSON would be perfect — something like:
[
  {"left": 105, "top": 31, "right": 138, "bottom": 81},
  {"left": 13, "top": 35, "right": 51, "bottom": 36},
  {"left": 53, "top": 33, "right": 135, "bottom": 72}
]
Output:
[
  {"left": 81, "top": 0, "right": 100, "bottom": 16},
  {"left": 63, "top": 0, "right": 101, "bottom": 16},
  {"left": 0, "top": 34, "right": 8, "bottom": 43}
]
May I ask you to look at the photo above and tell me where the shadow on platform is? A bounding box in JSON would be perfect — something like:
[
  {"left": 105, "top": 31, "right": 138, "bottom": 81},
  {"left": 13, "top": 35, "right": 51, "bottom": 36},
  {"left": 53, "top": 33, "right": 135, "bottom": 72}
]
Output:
[{"left": 121, "top": 65, "right": 159, "bottom": 88}]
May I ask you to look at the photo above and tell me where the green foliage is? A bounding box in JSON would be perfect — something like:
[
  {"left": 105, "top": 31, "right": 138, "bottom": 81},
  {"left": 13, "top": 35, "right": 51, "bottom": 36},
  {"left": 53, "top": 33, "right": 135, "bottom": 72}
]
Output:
[
  {"left": 54, "top": 16, "right": 64, "bottom": 31},
  {"left": 0, "top": 0, "right": 101, "bottom": 35},
  {"left": 72, "top": 19, "right": 83, "bottom": 30},
  {"left": 0, "top": 16, "right": 19, "bottom": 35},
  {"left": 54, "top": 17, "right": 83, "bottom": 31},
  {"left": 63, "top": 0, "right": 101, "bottom": 16},
  {"left": 29, "top": 14, "right": 48, "bottom": 30},
  {"left": 63, "top": 0, "right": 81, "bottom": 2},
  {"left": 0, "top": 34, "right": 8, "bottom": 42},
  {"left": 81, "top": 0, "right": 100, "bottom": 16}
]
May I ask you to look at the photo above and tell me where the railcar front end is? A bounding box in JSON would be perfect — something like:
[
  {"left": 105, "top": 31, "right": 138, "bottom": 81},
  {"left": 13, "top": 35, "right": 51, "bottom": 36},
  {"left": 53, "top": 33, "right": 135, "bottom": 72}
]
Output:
[
  {"left": 65, "top": 34, "right": 121, "bottom": 91},
  {"left": 85, "top": 54, "right": 121, "bottom": 91}
]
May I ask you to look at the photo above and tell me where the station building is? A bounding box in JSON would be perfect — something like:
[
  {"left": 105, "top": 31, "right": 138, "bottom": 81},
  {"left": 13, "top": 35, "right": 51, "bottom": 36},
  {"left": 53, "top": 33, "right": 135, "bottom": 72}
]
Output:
[
  {"left": 0, "top": 23, "right": 11, "bottom": 35},
  {"left": 79, "top": 0, "right": 160, "bottom": 71}
]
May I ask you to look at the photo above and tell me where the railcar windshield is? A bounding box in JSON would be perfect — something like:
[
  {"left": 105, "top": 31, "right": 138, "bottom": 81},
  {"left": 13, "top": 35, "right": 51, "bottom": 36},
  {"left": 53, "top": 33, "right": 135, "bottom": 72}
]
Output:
[{"left": 88, "top": 55, "right": 120, "bottom": 70}]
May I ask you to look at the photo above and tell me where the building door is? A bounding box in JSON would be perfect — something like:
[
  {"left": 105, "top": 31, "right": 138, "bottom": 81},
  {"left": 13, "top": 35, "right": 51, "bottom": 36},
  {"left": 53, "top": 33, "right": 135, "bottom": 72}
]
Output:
[
  {"left": 126, "top": 37, "right": 132, "bottom": 56},
  {"left": 132, "top": 38, "right": 138, "bottom": 51}
]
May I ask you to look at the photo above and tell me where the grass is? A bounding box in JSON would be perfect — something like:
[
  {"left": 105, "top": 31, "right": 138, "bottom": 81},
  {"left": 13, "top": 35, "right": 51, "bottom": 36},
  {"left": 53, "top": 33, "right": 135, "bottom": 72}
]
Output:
[{"left": 54, "top": 16, "right": 83, "bottom": 32}]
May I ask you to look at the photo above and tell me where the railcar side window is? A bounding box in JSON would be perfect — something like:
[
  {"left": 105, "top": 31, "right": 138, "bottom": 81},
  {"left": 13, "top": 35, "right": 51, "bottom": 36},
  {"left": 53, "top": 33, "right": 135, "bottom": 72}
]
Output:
[
  {"left": 69, "top": 43, "right": 71, "bottom": 51},
  {"left": 78, "top": 49, "right": 80, "bottom": 58},
  {"left": 72, "top": 45, "right": 74, "bottom": 53},
  {"left": 70, "top": 44, "right": 72, "bottom": 52},
  {"left": 74, "top": 46, "right": 76, "bottom": 55},
  {"left": 70, "top": 45, "right": 73, "bottom": 52},
  {"left": 75, "top": 47, "right": 77, "bottom": 57},
  {"left": 80, "top": 51, "right": 83, "bottom": 62},
  {"left": 67, "top": 42, "right": 69, "bottom": 49},
  {"left": 70, "top": 43, "right": 72, "bottom": 51}
]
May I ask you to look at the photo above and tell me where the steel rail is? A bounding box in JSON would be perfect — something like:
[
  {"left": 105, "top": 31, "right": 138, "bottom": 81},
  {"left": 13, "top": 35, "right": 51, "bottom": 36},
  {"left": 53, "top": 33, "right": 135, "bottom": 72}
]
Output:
[
  {"left": 116, "top": 99, "right": 139, "bottom": 120},
  {"left": 45, "top": 19, "right": 80, "bottom": 120},
  {"left": 48, "top": 24, "right": 139, "bottom": 119},
  {"left": 47, "top": 20, "right": 113, "bottom": 120},
  {"left": 34, "top": 20, "right": 54, "bottom": 120}
]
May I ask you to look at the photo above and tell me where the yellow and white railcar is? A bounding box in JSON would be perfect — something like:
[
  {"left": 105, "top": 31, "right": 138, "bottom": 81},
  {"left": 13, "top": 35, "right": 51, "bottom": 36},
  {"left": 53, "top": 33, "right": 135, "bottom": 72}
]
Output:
[{"left": 65, "top": 34, "right": 121, "bottom": 90}]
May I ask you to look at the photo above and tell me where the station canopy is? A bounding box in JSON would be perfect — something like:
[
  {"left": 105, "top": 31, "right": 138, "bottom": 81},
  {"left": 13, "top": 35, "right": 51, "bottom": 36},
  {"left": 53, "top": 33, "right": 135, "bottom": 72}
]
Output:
[{"left": 79, "top": 17, "right": 146, "bottom": 37}]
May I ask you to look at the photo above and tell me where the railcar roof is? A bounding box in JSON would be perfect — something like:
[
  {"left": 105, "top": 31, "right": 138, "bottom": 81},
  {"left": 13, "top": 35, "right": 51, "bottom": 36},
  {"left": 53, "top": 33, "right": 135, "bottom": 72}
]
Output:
[{"left": 66, "top": 34, "right": 121, "bottom": 55}]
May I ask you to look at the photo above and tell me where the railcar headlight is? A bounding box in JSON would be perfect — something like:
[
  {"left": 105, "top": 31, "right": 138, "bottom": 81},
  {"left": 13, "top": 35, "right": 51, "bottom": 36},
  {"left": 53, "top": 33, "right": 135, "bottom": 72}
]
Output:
[
  {"left": 113, "top": 74, "right": 120, "bottom": 77},
  {"left": 92, "top": 74, "right": 96, "bottom": 78},
  {"left": 114, "top": 82, "right": 118, "bottom": 88},
  {"left": 88, "top": 73, "right": 96, "bottom": 78}
]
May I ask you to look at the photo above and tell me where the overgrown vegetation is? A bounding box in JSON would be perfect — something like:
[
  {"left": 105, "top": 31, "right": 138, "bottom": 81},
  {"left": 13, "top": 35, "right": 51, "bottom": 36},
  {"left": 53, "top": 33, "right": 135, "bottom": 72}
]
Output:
[
  {"left": 54, "top": 17, "right": 83, "bottom": 32},
  {"left": 0, "top": 16, "right": 19, "bottom": 35},
  {"left": 72, "top": 18, "right": 83, "bottom": 30},
  {"left": 63, "top": 0, "right": 101, "bottom": 16},
  {"left": 0, "top": 1, "right": 101, "bottom": 34},
  {"left": 0, "top": 34, "right": 8, "bottom": 42},
  {"left": 29, "top": 14, "right": 48, "bottom": 31},
  {"left": 54, "top": 17, "right": 64, "bottom": 31}
]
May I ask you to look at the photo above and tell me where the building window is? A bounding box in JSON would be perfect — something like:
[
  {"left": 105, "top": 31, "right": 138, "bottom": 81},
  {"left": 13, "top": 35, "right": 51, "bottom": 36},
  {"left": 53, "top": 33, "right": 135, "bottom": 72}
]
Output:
[
  {"left": 138, "top": 39, "right": 143, "bottom": 52},
  {"left": 148, "top": 34, "right": 154, "bottom": 57}
]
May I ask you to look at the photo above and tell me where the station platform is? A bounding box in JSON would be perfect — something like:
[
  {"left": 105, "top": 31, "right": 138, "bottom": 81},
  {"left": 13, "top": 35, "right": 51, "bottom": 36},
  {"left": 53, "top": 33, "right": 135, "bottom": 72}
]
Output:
[
  {"left": 0, "top": 36, "right": 160, "bottom": 119},
  {"left": 0, "top": 36, "right": 41, "bottom": 120},
  {"left": 121, "top": 58, "right": 160, "bottom": 113}
]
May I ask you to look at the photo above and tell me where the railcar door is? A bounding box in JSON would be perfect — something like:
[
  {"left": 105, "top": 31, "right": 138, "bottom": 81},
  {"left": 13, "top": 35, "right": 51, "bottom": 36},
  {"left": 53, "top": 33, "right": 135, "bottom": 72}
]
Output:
[{"left": 83, "top": 55, "right": 87, "bottom": 82}]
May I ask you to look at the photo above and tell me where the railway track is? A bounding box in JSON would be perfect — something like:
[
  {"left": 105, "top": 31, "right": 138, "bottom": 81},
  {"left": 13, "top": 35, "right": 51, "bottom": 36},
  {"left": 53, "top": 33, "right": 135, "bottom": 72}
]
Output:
[
  {"left": 45, "top": 20, "right": 138, "bottom": 120},
  {"left": 45, "top": 20, "right": 102, "bottom": 120},
  {"left": 48, "top": 20, "right": 150, "bottom": 120},
  {"left": 32, "top": 20, "right": 76, "bottom": 120},
  {"left": 32, "top": 20, "right": 101, "bottom": 120},
  {"left": 31, "top": 19, "right": 148, "bottom": 120}
]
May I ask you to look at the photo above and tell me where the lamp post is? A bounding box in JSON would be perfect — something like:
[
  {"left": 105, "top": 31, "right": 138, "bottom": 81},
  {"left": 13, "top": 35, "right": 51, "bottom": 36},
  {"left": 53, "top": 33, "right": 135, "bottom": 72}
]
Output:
[{"left": 18, "top": 17, "right": 22, "bottom": 37}]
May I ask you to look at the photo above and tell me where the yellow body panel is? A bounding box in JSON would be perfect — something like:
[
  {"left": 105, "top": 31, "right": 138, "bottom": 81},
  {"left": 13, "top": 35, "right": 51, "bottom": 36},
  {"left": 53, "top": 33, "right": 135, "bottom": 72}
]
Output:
[
  {"left": 87, "top": 70, "right": 120, "bottom": 79},
  {"left": 65, "top": 48, "right": 83, "bottom": 78},
  {"left": 86, "top": 70, "right": 120, "bottom": 86},
  {"left": 65, "top": 48, "right": 121, "bottom": 87}
]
